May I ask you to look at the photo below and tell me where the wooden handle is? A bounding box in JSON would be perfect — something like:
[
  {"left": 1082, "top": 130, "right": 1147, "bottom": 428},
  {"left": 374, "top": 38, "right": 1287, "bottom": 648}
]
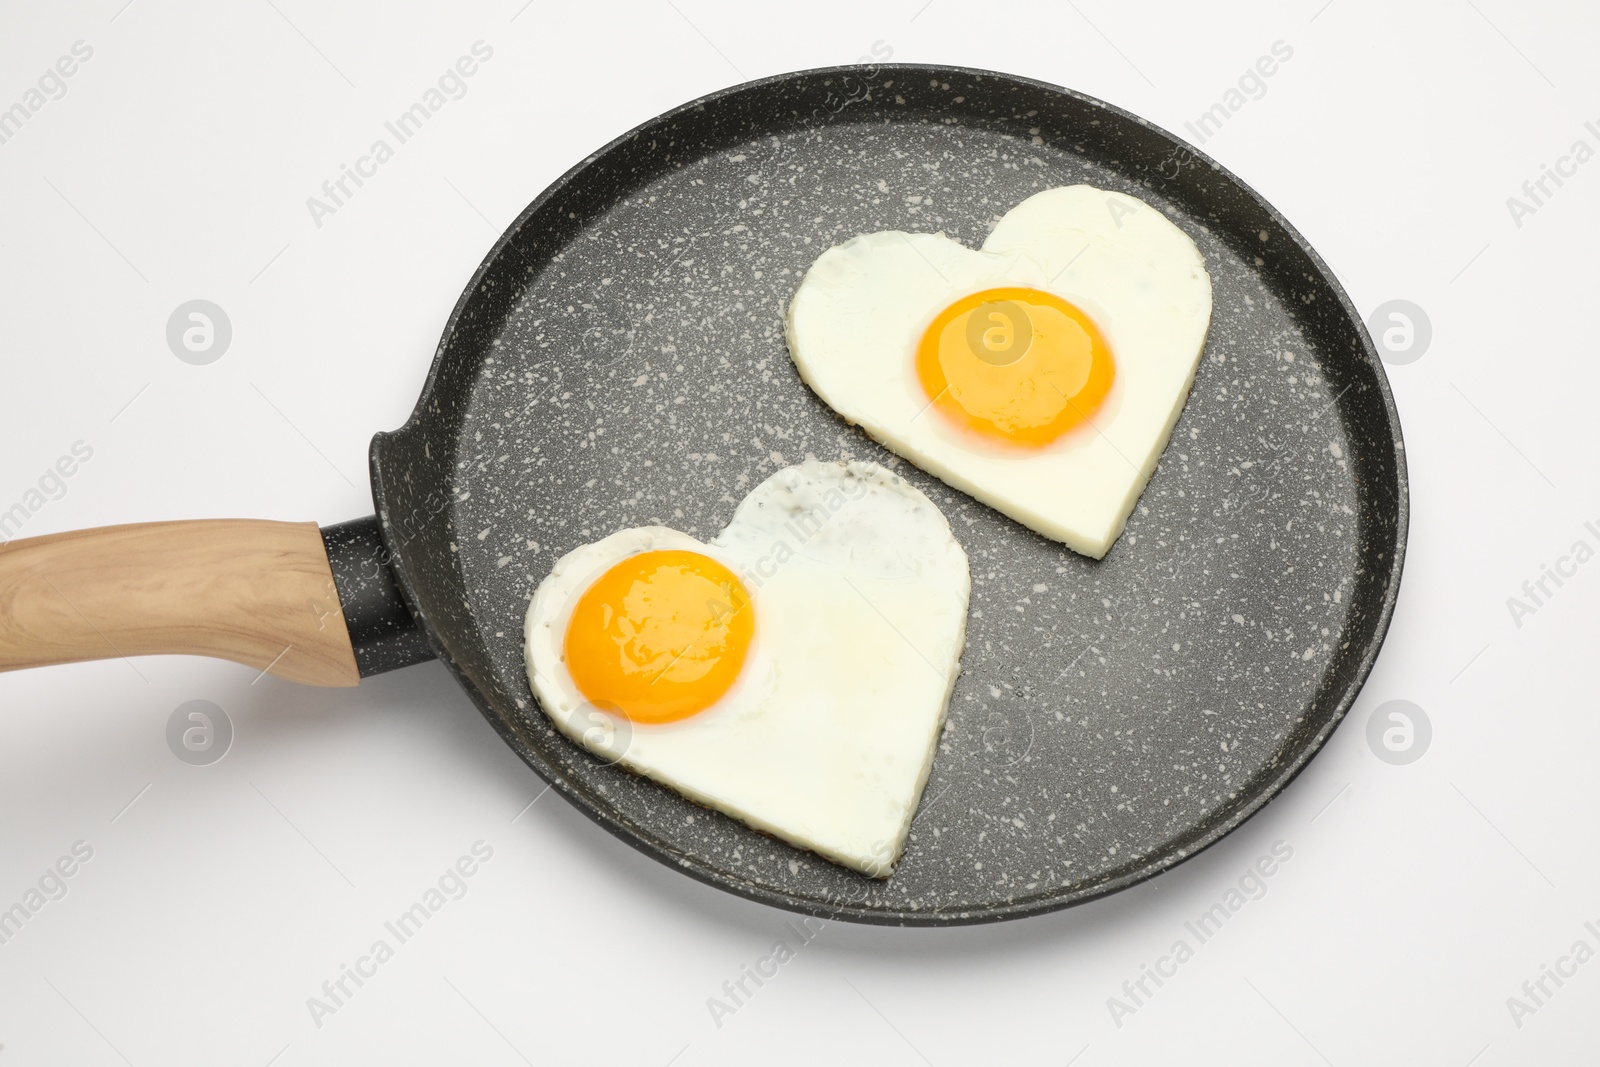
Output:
[{"left": 0, "top": 520, "right": 360, "bottom": 687}]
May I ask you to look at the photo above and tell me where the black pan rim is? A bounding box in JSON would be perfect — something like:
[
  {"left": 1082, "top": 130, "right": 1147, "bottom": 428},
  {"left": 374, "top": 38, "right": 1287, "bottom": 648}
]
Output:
[{"left": 369, "top": 61, "right": 1409, "bottom": 926}]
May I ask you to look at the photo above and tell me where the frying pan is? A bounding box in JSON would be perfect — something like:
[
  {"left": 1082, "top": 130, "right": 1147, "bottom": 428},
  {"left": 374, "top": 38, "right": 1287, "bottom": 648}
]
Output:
[{"left": 0, "top": 64, "right": 1406, "bottom": 925}]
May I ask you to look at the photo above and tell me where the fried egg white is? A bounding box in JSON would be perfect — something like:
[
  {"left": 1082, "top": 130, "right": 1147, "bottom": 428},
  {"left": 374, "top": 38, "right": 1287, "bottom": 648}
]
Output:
[
  {"left": 523, "top": 460, "right": 969, "bottom": 877},
  {"left": 786, "top": 185, "right": 1213, "bottom": 558}
]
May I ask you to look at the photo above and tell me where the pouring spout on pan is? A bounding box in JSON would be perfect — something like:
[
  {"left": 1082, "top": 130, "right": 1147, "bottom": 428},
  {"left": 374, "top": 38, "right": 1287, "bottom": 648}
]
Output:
[{"left": 0, "top": 516, "right": 433, "bottom": 685}]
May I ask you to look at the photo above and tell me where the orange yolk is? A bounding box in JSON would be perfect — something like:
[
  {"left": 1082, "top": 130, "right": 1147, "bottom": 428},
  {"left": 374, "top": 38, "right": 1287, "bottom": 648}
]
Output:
[
  {"left": 563, "top": 549, "right": 754, "bottom": 724},
  {"left": 914, "top": 286, "right": 1114, "bottom": 447}
]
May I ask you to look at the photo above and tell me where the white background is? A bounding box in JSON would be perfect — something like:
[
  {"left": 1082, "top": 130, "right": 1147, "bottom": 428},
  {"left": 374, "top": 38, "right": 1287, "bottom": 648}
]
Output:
[{"left": 1, "top": 0, "right": 1596, "bottom": 1063}]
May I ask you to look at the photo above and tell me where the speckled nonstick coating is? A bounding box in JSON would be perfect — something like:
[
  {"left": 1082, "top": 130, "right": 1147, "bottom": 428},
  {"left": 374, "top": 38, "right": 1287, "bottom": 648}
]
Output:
[{"left": 367, "top": 64, "right": 1407, "bottom": 925}]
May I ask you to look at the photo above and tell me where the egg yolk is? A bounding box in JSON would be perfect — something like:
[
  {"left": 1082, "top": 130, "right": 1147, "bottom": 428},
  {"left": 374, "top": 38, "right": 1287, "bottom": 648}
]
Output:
[
  {"left": 563, "top": 549, "right": 754, "bottom": 724},
  {"left": 914, "top": 286, "right": 1114, "bottom": 447}
]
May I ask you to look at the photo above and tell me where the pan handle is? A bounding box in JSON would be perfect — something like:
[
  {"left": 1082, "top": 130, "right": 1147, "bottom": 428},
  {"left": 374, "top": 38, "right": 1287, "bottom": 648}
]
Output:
[
  {"left": 318, "top": 515, "right": 436, "bottom": 678},
  {"left": 0, "top": 518, "right": 421, "bottom": 686}
]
